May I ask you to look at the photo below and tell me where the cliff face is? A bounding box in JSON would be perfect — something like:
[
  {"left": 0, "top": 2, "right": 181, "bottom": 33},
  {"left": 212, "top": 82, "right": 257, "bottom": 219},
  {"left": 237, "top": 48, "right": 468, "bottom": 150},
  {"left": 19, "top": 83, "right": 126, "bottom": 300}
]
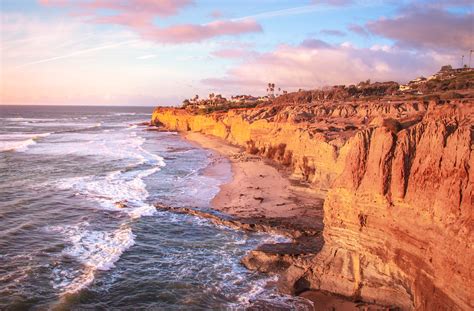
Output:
[
  {"left": 307, "top": 103, "right": 473, "bottom": 310},
  {"left": 151, "top": 100, "right": 473, "bottom": 310}
]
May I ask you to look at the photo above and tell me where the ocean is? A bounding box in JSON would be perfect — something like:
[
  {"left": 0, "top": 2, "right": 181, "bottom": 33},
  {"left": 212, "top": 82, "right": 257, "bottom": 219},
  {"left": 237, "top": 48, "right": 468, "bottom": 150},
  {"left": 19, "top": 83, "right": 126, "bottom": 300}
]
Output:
[{"left": 0, "top": 106, "right": 310, "bottom": 310}]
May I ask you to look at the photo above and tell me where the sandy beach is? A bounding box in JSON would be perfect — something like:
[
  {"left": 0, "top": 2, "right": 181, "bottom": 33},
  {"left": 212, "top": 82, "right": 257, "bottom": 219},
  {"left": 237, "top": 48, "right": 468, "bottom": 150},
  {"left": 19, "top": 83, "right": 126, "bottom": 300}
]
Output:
[{"left": 184, "top": 132, "right": 324, "bottom": 232}]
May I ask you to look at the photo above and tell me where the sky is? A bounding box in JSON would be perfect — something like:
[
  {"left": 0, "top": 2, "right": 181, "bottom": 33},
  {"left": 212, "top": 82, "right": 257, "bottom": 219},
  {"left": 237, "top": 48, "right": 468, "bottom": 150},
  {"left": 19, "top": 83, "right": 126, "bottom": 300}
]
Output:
[{"left": 0, "top": 0, "right": 472, "bottom": 106}]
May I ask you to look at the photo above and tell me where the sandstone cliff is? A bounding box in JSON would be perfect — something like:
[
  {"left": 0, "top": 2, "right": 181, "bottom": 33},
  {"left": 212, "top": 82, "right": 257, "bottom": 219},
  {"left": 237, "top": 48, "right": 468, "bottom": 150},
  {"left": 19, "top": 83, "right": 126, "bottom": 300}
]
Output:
[{"left": 151, "top": 99, "right": 473, "bottom": 310}]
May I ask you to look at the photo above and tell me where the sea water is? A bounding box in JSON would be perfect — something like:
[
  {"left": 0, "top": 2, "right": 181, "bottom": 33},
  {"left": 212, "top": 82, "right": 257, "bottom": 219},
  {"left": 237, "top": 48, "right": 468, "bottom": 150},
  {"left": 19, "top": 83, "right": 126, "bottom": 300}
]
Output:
[{"left": 0, "top": 106, "right": 311, "bottom": 310}]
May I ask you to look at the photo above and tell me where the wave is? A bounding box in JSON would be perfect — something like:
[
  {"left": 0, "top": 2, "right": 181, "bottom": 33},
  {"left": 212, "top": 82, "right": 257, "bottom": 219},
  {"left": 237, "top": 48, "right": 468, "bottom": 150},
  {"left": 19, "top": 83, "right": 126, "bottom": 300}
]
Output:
[
  {"left": 113, "top": 112, "right": 150, "bottom": 116},
  {"left": 0, "top": 132, "right": 51, "bottom": 139},
  {"left": 0, "top": 138, "right": 36, "bottom": 152},
  {"left": 25, "top": 127, "right": 165, "bottom": 170},
  {"left": 2, "top": 117, "right": 58, "bottom": 122},
  {"left": 57, "top": 166, "right": 161, "bottom": 219},
  {"left": 0, "top": 132, "right": 51, "bottom": 152},
  {"left": 46, "top": 222, "right": 135, "bottom": 295},
  {"left": 22, "top": 121, "right": 102, "bottom": 129}
]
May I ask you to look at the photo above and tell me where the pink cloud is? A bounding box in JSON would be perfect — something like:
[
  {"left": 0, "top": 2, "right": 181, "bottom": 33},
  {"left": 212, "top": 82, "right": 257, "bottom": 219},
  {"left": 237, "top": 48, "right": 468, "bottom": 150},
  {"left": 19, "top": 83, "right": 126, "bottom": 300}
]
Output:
[
  {"left": 39, "top": 0, "right": 262, "bottom": 43},
  {"left": 366, "top": 8, "right": 473, "bottom": 51},
  {"left": 38, "top": 0, "right": 69, "bottom": 5},
  {"left": 93, "top": 11, "right": 153, "bottom": 28},
  {"left": 203, "top": 41, "right": 457, "bottom": 94},
  {"left": 40, "top": 0, "right": 193, "bottom": 17},
  {"left": 348, "top": 24, "right": 369, "bottom": 37},
  {"left": 142, "top": 20, "right": 262, "bottom": 43},
  {"left": 300, "top": 38, "right": 332, "bottom": 49}
]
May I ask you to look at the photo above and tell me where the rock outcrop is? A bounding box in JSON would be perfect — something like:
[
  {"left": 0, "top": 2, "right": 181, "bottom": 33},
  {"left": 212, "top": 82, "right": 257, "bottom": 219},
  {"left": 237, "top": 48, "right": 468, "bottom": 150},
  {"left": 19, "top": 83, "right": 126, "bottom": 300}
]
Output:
[{"left": 151, "top": 99, "right": 473, "bottom": 310}]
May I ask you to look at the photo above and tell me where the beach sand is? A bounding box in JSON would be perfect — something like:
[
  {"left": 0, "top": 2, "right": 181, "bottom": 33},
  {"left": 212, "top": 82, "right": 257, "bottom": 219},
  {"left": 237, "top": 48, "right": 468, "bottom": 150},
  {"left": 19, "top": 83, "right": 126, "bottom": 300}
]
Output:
[{"left": 184, "top": 132, "right": 324, "bottom": 232}]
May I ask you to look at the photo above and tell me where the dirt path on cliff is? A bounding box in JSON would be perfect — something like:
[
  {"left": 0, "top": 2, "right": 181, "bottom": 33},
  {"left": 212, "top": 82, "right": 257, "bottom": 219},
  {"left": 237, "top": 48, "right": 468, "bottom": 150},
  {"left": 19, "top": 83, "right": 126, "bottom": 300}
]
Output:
[{"left": 183, "top": 132, "right": 325, "bottom": 233}]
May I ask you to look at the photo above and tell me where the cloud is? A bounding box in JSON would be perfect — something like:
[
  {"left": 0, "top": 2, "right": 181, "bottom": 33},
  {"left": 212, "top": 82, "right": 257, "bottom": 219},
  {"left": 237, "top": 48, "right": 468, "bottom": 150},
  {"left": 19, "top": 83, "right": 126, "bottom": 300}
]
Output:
[
  {"left": 202, "top": 40, "right": 456, "bottom": 93},
  {"left": 413, "top": 0, "right": 473, "bottom": 8},
  {"left": 140, "top": 20, "right": 262, "bottom": 44},
  {"left": 348, "top": 24, "right": 369, "bottom": 36},
  {"left": 366, "top": 8, "right": 473, "bottom": 51},
  {"left": 300, "top": 38, "right": 333, "bottom": 49},
  {"left": 39, "top": 0, "right": 193, "bottom": 17},
  {"left": 39, "top": 0, "right": 261, "bottom": 43},
  {"left": 320, "top": 29, "right": 346, "bottom": 36}
]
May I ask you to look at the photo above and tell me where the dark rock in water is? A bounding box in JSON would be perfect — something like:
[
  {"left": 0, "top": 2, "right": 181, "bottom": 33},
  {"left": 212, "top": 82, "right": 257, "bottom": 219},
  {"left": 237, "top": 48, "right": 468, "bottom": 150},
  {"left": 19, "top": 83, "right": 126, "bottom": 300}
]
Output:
[{"left": 247, "top": 295, "right": 314, "bottom": 311}]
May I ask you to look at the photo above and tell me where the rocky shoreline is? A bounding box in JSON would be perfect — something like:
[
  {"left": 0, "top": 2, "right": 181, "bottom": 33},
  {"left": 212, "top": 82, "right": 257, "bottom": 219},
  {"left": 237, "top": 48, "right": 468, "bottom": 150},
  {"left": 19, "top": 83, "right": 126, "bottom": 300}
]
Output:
[{"left": 154, "top": 204, "right": 390, "bottom": 310}]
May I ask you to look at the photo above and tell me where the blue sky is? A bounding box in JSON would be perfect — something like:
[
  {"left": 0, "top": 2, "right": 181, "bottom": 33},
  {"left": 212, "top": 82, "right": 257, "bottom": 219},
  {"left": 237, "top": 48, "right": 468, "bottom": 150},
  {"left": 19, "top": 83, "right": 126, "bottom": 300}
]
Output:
[{"left": 1, "top": 0, "right": 472, "bottom": 105}]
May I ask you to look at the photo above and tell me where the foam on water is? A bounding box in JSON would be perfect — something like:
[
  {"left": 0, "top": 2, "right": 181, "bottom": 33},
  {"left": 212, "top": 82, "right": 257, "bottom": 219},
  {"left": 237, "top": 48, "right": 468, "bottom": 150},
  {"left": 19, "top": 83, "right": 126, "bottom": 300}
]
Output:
[
  {"left": 0, "top": 133, "right": 51, "bottom": 139},
  {"left": 2, "top": 117, "right": 58, "bottom": 122},
  {"left": 18, "top": 121, "right": 102, "bottom": 129},
  {"left": 0, "top": 132, "right": 51, "bottom": 152},
  {"left": 57, "top": 167, "right": 160, "bottom": 218},
  {"left": 40, "top": 125, "right": 166, "bottom": 295},
  {"left": 113, "top": 112, "right": 149, "bottom": 116},
  {"left": 46, "top": 222, "right": 135, "bottom": 294},
  {"left": 0, "top": 138, "right": 36, "bottom": 152},
  {"left": 26, "top": 127, "right": 165, "bottom": 168}
]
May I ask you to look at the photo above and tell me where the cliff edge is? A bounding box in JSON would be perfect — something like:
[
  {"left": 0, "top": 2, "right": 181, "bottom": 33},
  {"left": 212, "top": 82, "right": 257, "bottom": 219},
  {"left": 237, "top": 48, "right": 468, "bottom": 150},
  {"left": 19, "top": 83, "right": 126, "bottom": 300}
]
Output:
[{"left": 151, "top": 99, "right": 473, "bottom": 310}]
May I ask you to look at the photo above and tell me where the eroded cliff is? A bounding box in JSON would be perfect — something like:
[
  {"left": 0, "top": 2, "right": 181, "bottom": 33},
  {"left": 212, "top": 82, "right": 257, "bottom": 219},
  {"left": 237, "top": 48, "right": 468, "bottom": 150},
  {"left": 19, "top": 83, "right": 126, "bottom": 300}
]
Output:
[{"left": 151, "top": 99, "right": 473, "bottom": 310}]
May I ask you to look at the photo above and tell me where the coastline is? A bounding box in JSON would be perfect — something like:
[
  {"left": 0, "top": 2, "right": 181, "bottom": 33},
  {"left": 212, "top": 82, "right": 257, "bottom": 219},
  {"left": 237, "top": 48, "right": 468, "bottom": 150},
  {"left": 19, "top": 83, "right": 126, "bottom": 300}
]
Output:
[
  {"left": 184, "top": 132, "right": 325, "bottom": 230},
  {"left": 178, "top": 131, "right": 384, "bottom": 310}
]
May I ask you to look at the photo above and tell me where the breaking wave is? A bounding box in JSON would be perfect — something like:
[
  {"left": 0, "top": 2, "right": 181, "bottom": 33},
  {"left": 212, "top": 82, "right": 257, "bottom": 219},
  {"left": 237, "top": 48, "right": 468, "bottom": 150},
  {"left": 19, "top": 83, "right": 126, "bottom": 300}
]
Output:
[
  {"left": 0, "top": 132, "right": 51, "bottom": 152},
  {"left": 46, "top": 222, "right": 135, "bottom": 294}
]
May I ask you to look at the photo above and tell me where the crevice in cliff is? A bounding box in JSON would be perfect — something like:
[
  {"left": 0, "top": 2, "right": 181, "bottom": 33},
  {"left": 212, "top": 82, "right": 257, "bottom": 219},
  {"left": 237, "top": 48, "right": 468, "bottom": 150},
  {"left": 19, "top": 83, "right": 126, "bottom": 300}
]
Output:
[
  {"left": 355, "top": 129, "right": 373, "bottom": 190},
  {"left": 383, "top": 131, "right": 398, "bottom": 199}
]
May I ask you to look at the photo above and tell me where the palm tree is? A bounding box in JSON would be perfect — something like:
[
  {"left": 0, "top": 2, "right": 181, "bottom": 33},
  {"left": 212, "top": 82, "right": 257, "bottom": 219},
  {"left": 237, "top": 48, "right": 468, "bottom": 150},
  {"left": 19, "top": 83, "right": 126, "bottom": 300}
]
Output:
[{"left": 267, "top": 83, "right": 276, "bottom": 98}]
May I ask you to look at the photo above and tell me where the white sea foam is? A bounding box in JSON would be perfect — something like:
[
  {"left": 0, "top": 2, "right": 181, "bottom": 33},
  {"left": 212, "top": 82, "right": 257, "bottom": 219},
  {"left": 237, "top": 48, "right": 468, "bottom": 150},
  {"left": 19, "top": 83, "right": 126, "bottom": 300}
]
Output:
[
  {"left": 3, "top": 117, "right": 57, "bottom": 122},
  {"left": 65, "top": 225, "right": 135, "bottom": 270},
  {"left": 46, "top": 223, "right": 135, "bottom": 294},
  {"left": 41, "top": 124, "right": 165, "bottom": 219},
  {"left": 0, "top": 132, "right": 51, "bottom": 139},
  {"left": 28, "top": 129, "right": 165, "bottom": 169},
  {"left": 19, "top": 121, "right": 102, "bottom": 129},
  {"left": 3, "top": 117, "right": 25, "bottom": 121},
  {"left": 0, "top": 138, "right": 36, "bottom": 152},
  {"left": 57, "top": 167, "right": 161, "bottom": 218},
  {"left": 112, "top": 112, "right": 135, "bottom": 116},
  {"left": 113, "top": 112, "right": 149, "bottom": 116},
  {"left": 0, "top": 133, "right": 51, "bottom": 152}
]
